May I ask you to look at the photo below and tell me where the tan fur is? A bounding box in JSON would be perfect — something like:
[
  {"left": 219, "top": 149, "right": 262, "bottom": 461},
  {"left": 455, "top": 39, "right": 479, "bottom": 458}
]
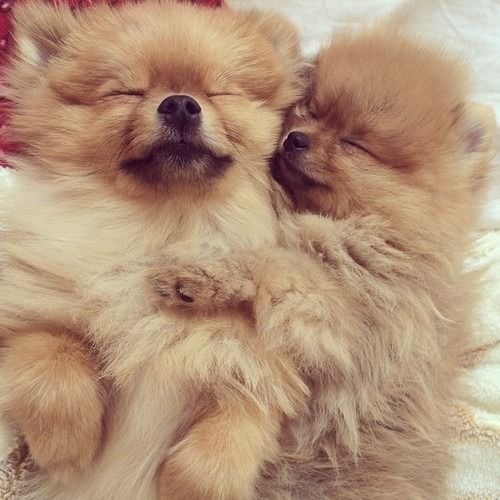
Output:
[
  {"left": 158, "top": 400, "right": 281, "bottom": 499},
  {"left": 153, "top": 28, "right": 496, "bottom": 499},
  {"left": 0, "top": 331, "right": 103, "bottom": 484},
  {"left": 0, "top": 2, "right": 306, "bottom": 498}
]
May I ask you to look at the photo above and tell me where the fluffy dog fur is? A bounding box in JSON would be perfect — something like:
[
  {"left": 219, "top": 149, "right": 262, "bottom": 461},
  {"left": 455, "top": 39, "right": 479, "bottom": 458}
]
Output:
[
  {"left": 152, "top": 28, "right": 496, "bottom": 499},
  {"left": 0, "top": 2, "right": 306, "bottom": 498}
]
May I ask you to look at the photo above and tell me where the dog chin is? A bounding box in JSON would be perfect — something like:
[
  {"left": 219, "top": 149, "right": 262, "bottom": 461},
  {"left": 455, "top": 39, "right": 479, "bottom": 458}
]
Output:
[
  {"left": 271, "top": 152, "right": 322, "bottom": 191},
  {"left": 120, "top": 142, "right": 233, "bottom": 186}
]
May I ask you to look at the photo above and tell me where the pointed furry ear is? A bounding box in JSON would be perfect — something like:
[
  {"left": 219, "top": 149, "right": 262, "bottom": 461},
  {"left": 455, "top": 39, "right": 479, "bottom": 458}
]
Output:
[
  {"left": 455, "top": 103, "right": 496, "bottom": 191},
  {"left": 232, "top": 10, "right": 304, "bottom": 107},
  {"left": 298, "top": 59, "right": 315, "bottom": 97},
  {"left": 457, "top": 102, "right": 496, "bottom": 157},
  {"left": 12, "top": 1, "right": 76, "bottom": 68},
  {"left": 239, "top": 10, "right": 301, "bottom": 66}
]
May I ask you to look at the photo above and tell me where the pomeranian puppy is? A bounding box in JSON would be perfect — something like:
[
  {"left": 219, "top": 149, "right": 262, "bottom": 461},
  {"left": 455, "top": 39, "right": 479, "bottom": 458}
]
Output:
[
  {"left": 152, "top": 27, "right": 496, "bottom": 499},
  {"left": 0, "top": 1, "right": 306, "bottom": 499}
]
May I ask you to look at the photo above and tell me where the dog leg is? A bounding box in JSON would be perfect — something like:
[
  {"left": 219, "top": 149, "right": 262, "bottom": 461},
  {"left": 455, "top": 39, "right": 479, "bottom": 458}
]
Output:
[{"left": 0, "top": 330, "right": 104, "bottom": 484}]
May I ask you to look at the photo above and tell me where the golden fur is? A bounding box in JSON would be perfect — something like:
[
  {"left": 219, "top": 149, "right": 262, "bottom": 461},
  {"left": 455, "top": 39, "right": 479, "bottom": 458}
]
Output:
[
  {"left": 153, "top": 28, "right": 496, "bottom": 499},
  {"left": 0, "top": 2, "right": 306, "bottom": 498}
]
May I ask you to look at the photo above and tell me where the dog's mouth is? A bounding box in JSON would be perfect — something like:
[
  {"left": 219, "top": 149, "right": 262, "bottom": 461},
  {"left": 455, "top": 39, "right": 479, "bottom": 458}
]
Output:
[
  {"left": 148, "top": 141, "right": 219, "bottom": 166},
  {"left": 120, "top": 140, "right": 233, "bottom": 186},
  {"left": 271, "top": 150, "right": 324, "bottom": 189}
]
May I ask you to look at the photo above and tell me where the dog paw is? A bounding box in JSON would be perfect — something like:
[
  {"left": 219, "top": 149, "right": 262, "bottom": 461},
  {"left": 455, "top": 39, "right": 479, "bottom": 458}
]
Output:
[
  {"left": 23, "top": 385, "right": 104, "bottom": 485},
  {"left": 150, "top": 260, "right": 256, "bottom": 311},
  {"left": 1, "top": 332, "right": 104, "bottom": 486},
  {"left": 36, "top": 452, "right": 94, "bottom": 486},
  {"left": 150, "top": 265, "right": 221, "bottom": 309}
]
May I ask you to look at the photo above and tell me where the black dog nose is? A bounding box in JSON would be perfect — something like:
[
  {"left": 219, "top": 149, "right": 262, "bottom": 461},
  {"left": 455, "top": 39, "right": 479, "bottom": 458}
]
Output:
[
  {"left": 283, "top": 131, "right": 310, "bottom": 152},
  {"left": 158, "top": 95, "right": 201, "bottom": 126}
]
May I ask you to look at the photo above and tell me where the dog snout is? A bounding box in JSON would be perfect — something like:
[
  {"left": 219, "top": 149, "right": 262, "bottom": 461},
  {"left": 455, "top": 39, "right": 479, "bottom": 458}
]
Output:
[
  {"left": 157, "top": 95, "right": 201, "bottom": 128},
  {"left": 283, "top": 131, "right": 310, "bottom": 153}
]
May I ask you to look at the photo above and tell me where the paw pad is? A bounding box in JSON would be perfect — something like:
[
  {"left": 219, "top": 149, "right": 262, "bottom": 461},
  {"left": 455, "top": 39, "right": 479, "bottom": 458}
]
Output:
[{"left": 176, "top": 283, "right": 194, "bottom": 303}]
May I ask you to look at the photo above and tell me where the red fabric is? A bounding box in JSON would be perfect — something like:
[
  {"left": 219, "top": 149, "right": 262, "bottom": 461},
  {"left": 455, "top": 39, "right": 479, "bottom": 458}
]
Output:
[{"left": 0, "top": 0, "right": 224, "bottom": 164}]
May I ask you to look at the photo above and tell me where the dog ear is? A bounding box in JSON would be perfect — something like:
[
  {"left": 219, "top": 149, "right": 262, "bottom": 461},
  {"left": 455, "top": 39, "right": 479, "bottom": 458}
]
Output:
[
  {"left": 454, "top": 102, "right": 497, "bottom": 191},
  {"left": 241, "top": 10, "right": 301, "bottom": 66},
  {"left": 234, "top": 10, "right": 306, "bottom": 108},
  {"left": 458, "top": 103, "right": 496, "bottom": 156},
  {"left": 12, "top": 1, "right": 77, "bottom": 69}
]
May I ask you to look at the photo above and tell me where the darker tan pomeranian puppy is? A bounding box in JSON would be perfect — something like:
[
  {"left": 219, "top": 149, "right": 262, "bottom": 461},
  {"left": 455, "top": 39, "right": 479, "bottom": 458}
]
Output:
[
  {"left": 0, "top": 1, "right": 307, "bottom": 499},
  {"left": 151, "top": 27, "right": 496, "bottom": 499}
]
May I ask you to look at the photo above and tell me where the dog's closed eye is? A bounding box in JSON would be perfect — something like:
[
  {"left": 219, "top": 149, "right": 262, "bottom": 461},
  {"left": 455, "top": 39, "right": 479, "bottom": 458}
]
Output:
[
  {"left": 103, "top": 89, "right": 146, "bottom": 98},
  {"left": 341, "top": 138, "right": 372, "bottom": 156},
  {"left": 207, "top": 92, "right": 241, "bottom": 98}
]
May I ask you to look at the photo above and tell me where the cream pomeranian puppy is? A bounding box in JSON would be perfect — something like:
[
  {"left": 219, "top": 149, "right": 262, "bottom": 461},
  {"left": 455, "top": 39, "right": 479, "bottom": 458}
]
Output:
[
  {"left": 151, "top": 27, "right": 496, "bottom": 499},
  {"left": 0, "top": 1, "right": 306, "bottom": 499}
]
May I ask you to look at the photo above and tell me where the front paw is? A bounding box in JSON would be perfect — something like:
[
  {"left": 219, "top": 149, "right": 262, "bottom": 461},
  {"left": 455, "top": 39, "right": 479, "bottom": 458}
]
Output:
[
  {"left": 150, "top": 264, "right": 222, "bottom": 309},
  {"left": 280, "top": 213, "right": 336, "bottom": 263},
  {"left": 149, "top": 259, "right": 256, "bottom": 311}
]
